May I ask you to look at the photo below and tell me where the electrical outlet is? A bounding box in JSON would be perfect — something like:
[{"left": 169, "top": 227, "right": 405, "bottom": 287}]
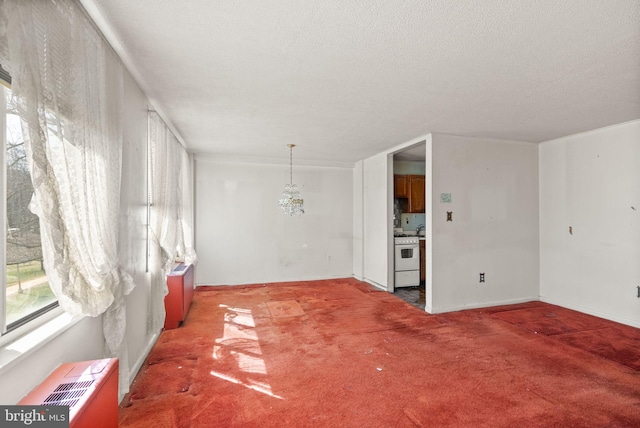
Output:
[
  {"left": 479, "top": 273, "right": 485, "bottom": 283},
  {"left": 637, "top": 286, "right": 640, "bottom": 298}
]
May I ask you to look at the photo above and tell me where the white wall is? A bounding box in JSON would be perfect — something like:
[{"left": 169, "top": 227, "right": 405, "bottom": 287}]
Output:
[
  {"left": 430, "top": 134, "right": 539, "bottom": 313},
  {"left": 362, "top": 152, "right": 392, "bottom": 290},
  {"left": 194, "top": 157, "right": 353, "bottom": 285},
  {"left": 393, "top": 161, "right": 426, "bottom": 175},
  {"left": 119, "top": 73, "right": 155, "bottom": 385},
  {"left": 0, "top": 70, "right": 154, "bottom": 404},
  {"left": 352, "top": 161, "right": 364, "bottom": 279},
  {"left": 540, "top": 120, "right": 640, "bottom": 328},
  {"left": 424, "top": 136, "right": 434, "bottom": 310}
]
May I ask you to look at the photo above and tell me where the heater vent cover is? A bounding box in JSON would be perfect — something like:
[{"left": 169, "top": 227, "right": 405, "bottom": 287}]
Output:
[{"left": 43, "top": 380, "right": 95, "bottom": 407}]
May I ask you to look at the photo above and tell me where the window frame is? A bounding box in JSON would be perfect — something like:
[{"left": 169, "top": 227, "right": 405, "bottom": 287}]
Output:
[{"left": 0, "top": 67, "right": 59, "bottom": 338}]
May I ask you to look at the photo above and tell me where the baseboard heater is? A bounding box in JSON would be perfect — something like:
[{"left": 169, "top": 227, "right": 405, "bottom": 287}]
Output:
[
  {"left": 164, "top": 263, "right": 195, "bottom": 330},
  {"left": 18, "top": 358, "right": 118, "bottom": 428}
]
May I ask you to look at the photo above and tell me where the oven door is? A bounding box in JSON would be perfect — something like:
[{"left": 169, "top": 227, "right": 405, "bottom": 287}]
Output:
[
  {"left": 395, "top": 270, "right": 420, "bottom": 288},
  {"left": 395, "top": 244, "right": 419, "bottom": 271}
]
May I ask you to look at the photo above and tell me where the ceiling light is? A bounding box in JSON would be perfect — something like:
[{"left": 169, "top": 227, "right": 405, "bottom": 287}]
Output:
[{"left": 278, "top": 144, "right": 304, "bottom": 216}]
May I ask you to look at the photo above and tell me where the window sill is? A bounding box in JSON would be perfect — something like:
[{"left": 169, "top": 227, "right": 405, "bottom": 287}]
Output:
[{"left": 0, "top": 307, "right": 84, "bottom": 376}]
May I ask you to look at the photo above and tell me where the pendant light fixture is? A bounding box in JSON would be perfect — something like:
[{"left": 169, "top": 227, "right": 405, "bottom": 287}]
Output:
[{"left": 278, "top": 144, "right": 304, "bottom": 215}]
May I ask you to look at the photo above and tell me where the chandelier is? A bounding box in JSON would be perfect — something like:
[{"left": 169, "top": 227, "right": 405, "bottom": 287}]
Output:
[{"left": 278, "top": 144, "right": 304, "bottom": 215}]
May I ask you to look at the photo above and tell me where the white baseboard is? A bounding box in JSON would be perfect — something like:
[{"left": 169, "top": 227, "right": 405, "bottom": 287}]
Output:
[
  {"left": 430, "top": 296, "right": 540, "bottom": 314},
  {"left": 540, "top": 296, "right": 640, "bottom": 329},
  {"left": 196, "top": 273, "right": 357, "bottom": 287},
  {"left": 361, "top": 278, "right": 387, "bottom": 291},
  {"left": 128, "top": 331, "right": 159, "bottom": 386}
]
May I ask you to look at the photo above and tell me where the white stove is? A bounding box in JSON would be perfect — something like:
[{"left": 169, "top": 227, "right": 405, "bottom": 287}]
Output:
[
  {"left": 394, "top": 235, "right": 420, "bottom": 288},
  {"left": 394, "top": 236, "right": 420, "bottom": 245}
]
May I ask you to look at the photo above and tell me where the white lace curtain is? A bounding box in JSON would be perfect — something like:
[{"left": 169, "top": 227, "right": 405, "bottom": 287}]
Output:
[
  {"left": 0, "top": 0, "right": 134, "bottom": 392},
  {"left": 148, "top": 112, "right": 197, "bottom": 334}
]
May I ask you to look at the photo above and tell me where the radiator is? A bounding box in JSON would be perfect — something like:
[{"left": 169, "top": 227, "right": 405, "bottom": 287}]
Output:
[
  {"left": 164, "top": 263, "right": 195, "bottom": 330},
  {"left": 18, "top": 358, "right": 118, "bottom": 428}
]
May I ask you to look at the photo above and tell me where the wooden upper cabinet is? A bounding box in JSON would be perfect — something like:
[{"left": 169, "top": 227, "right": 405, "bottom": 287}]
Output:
[
  {"left": 394, "top": 175, "right": 409, "bottom": 198},
  {"left": 408, "top": 175, "right": 425, "bottom": 213},
  {"left": 394, "top": 174, "right": 425, "bottom": 213}
]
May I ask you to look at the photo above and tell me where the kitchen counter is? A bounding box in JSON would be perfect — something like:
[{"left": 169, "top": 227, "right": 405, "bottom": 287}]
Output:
[{"left": 394, "top": 233, "right": 427, "bottom": 239}]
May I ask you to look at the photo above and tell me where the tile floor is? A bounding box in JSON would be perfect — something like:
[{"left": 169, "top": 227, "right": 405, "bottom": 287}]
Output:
[{"left": 394, "top": 286, "right": 425, "bottom": 310}]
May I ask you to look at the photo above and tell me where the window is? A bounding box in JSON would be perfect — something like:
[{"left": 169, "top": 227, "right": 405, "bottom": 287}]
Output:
[{"left": 1, "top": 69, "right": 57, "bottom": 334}]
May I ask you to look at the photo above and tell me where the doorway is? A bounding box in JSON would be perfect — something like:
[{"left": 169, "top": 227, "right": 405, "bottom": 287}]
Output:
[{"left": 392, "top": 142, "right": 427, "bottom": 310}]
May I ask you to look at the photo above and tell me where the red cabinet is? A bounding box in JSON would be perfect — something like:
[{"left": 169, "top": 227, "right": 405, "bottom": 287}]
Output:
[
  {"left": 18, "top": 359, "right": 119, "bottom": 428},
  {"left": 164, "top": 263, "right": 195, "bottom": 330}
]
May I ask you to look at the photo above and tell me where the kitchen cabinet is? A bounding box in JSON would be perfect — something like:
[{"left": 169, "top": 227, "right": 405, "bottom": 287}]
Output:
[
  {"left": 394, "top": 175, "right": 409, "bottom": 198},
  {"left": 394, "top": 174, "right": 425, "bottom": 213},
  {"left": 419, "top": 239, "right": 425, "bottom": 282},
  {"left": 409, "top": 175, "right": 425, "bottom": 213}
]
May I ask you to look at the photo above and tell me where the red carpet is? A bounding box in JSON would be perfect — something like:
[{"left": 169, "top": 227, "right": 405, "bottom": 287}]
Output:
[
  {"left": 119, "top": 278, "right": 640, "bottom": 427},
  {"left": 485, "top": 301, "right": 640, "bottom": 371}
]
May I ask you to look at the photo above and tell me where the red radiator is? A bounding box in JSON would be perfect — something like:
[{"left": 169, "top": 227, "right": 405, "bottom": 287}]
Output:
[
  {"left": 164, "top": 263, "right": 195, "bottom": 330},
  {"left": 18, "top": 358, "right": 118, "bottom": 428}
]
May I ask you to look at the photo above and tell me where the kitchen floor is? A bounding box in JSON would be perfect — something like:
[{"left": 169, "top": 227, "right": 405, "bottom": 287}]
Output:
[{"left": 394, "top": 285, "right": 425, "bottom": 310}]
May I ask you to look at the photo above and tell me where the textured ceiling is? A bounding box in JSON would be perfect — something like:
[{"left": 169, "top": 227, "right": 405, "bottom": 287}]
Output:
[{"left": 81, "top": 0, "right": 640, "bottom": 163}]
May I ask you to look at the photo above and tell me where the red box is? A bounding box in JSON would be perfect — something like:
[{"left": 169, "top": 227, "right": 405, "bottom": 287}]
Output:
[
  {"left": 18, "top": 358, "right": 118, "bottom": 428},
  {"left": 163, "top": 263, "right": 195, "bottom": 330}
]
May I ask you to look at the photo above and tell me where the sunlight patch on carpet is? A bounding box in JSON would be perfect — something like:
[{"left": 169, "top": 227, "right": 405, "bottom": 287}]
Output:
[
  {"left": 209, "top": 370, "right": 284, "bottom": 399},
  {"left": 210, "top": 304, "right": 283, "bottom": 400},
  {"left": 265, "top": 300, "right": 305, "bottom": 318}
]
